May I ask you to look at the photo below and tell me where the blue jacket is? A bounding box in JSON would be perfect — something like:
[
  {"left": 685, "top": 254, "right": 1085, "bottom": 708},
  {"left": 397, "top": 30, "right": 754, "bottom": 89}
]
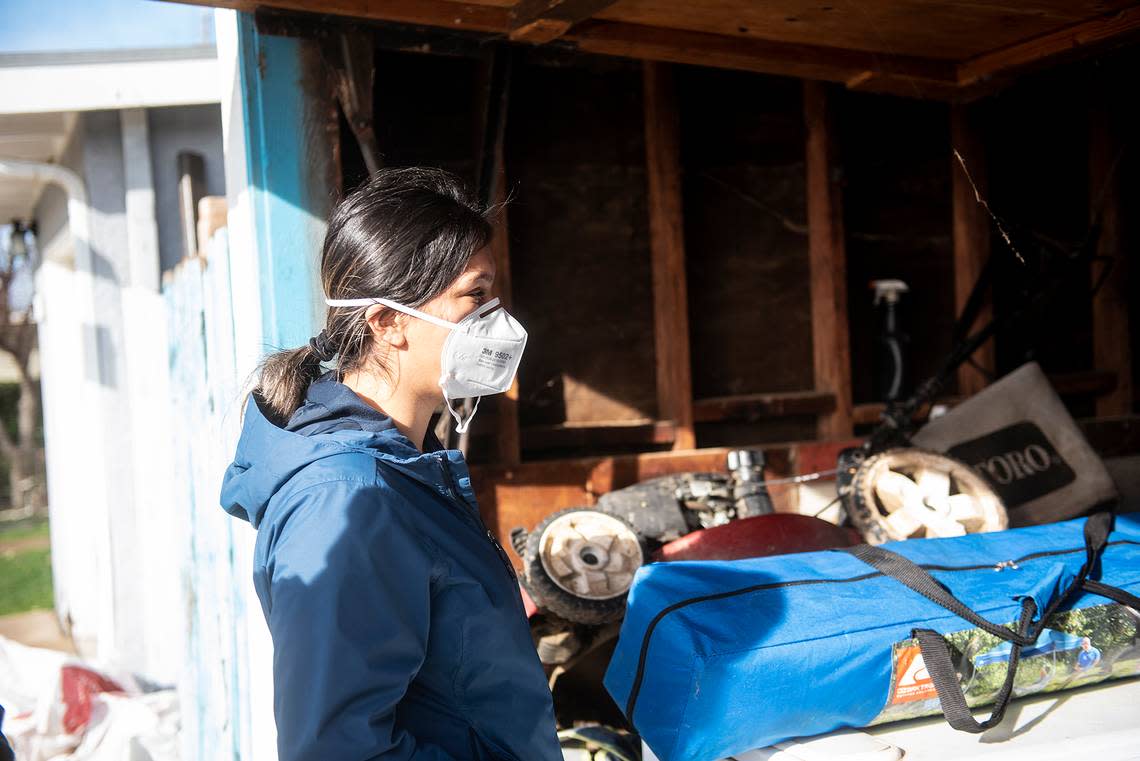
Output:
[
  {"left": 220, "top": 371, "right": 561, "bottom": 760},
  {"left": 0, "top": 704, "right": 13, "bottom": 761}
]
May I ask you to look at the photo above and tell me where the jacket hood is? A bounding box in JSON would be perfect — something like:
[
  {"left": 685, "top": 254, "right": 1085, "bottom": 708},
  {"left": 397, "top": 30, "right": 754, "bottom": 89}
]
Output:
[{"left": 219, "top": 370, "right": 446, "bottom": 528}]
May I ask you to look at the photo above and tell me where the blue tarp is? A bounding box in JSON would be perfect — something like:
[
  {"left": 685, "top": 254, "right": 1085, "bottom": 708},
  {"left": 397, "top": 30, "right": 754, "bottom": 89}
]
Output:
[{"left": 973, "top": 628, "right": 1085, "bottom": 667}]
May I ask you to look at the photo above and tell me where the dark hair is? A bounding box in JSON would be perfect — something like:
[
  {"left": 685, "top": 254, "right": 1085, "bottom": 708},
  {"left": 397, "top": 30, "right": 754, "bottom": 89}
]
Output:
[{"left": 251, "top": 167, "right": 493, "bottom": 423}]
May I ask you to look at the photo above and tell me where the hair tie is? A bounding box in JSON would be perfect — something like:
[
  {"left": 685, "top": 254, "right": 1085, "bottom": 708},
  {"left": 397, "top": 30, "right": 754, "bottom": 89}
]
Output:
[{"left": 308, "top": 329, "right": 337, "bottom": 362}]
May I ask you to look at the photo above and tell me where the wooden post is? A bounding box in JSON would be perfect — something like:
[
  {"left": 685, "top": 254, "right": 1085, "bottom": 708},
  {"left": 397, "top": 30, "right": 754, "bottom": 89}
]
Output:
[
  {"left": 643, "top": 61, "right": 696, "bottom": 451},
  {"left": 803, "top": 80, "right": 853, "bottom": 440},
  {"left": 474, "top": 47, "right": 521, "bottom": 465},
  {"left": 1089, "top": 88, "right": 1132, "bottom": 416},
  {"left": 950, "top": 103, "right": 995, "bottom": 397},
  {"left": 491, "top": 157, "right": 522, "bottom": 465},
  {"left": 177, "top": 151, "right": 205, "bottom": 260}
]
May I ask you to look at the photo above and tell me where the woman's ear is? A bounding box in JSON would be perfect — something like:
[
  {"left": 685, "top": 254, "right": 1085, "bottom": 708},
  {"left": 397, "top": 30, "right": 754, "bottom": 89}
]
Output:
[{"left": 365, "top": 305, "right": 409, "bottom": 350}]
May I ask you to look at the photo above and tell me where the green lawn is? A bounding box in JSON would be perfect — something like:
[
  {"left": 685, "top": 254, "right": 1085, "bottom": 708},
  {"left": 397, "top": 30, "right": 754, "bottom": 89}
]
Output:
[
  {"left": 0, "top": 515, "right": 50, "bottom": 544},
  {"left": 0, "top": 515, "right": 54, "bottom": 615}
]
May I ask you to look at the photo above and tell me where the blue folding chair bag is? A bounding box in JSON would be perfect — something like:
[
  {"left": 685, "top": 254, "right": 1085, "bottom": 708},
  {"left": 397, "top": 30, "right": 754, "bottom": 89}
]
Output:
[{"left": 603, "top": 513, "right": 1140, "bottom": 761}]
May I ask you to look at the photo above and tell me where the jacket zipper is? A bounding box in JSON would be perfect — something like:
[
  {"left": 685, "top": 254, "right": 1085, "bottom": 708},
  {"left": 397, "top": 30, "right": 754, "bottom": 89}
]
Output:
[
  {"left": 437, "top": 457, "right": 519, "bottom": 583},
  {"left": 623, "top": 538, "right": 1140, "bottom": 718}
]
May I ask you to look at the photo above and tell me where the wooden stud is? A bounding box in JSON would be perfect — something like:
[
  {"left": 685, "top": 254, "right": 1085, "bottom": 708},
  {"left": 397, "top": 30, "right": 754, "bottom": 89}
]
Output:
[
  {"left": 803, "top": 80, "right": 853, "bottom": 440},
  {"left": 643, "top": 61, "right": 695, "bottom": 451},
  {"left": 471, "top": 47, "right": 521, "bottom": 465},
  {"left": 331, "top": 28, "right": 382, "bottom": 175},
  {"left": 950, "top": 103, "right": 995, "bottom": 397},
  {"left": 1089, "top": 85, "right": 1132, "bottom": 417},
  {"left": 491, "top": 158, "right": 522, "bottom": 465}
]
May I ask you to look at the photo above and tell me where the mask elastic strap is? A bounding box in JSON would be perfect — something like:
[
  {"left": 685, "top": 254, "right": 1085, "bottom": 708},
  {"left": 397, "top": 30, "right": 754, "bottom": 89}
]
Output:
[
  {"left": 445, "top": 395, "right": 483, "bottom": 434},
  {"left": 325, "top": 295, "right": 501, "bottom": 332}
]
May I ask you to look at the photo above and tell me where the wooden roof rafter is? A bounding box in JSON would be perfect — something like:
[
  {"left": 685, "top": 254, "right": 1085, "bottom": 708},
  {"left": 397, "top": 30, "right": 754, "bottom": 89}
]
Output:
[
  {"left": 509, "top": 0, "right": 620, "bottom": 44},
  {"left": 170, "top": 0, "right": 1140, "bottom": 100}
]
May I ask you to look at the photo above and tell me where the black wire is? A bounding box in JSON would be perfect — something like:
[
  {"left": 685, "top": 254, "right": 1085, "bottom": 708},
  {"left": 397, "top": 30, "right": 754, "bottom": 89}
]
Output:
[{"left": 812, "top": 494, "right": 844, "bottom": 519}]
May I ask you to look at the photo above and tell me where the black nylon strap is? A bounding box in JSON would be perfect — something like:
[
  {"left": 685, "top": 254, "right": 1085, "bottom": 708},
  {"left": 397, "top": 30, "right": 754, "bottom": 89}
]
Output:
[
  {"left": 844, "top": 512, "right": 1116, "bottom": 647},
  {"left": 845, "top": 543, "right": 1038, "bottom": 646},
  {"left": 847, "top": 513, "right": 1117, "bottom": 735},
  {"left": 913, "top": 597, "right": 1036, "bottom": 733},
  {"left": 1082, "top": 579, "right": 1140, "bottom": 610}
]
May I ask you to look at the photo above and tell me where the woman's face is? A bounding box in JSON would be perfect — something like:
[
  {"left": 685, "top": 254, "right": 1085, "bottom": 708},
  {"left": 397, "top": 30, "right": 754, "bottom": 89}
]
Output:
[{"left": 369, "top": 247, "right": 496, "bottom": 398}]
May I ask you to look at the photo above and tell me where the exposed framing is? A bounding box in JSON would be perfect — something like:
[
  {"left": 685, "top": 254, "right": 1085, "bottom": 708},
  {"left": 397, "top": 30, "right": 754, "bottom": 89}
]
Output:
[
  {"left": 643, "top": 61, "right": 696, "bottom": 451},
  {"left": 950, "top": 103, "right": 995, "bottom": 397},
  {"left": 174, "top": 0, "right": 1140, "bottom": 102},
  {"left": 1089, "top": 85, "right": 1132, "bottom": 417},
  {"left": 509, "top": 0, "right": 619, "bottom": 44},
  {"left": 803, "top": 80, "right": 853, "bottom": 440}
]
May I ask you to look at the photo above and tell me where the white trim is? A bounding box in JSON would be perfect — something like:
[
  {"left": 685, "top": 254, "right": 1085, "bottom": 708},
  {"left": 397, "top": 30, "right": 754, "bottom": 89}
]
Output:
[{"left": 0, "top": 56, "right": 221, "bottom": 115}]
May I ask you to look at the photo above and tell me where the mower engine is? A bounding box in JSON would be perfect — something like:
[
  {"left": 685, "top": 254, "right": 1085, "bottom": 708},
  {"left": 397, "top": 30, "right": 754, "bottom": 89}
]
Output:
[{"left": 510, "top": 449, "right": 859, "bottom": 666}]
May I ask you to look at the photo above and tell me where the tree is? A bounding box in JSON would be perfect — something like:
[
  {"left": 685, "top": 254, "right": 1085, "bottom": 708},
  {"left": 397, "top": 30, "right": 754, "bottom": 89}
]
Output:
[{"left": 0, "top": 222, "right": 45, "bottom": 515}]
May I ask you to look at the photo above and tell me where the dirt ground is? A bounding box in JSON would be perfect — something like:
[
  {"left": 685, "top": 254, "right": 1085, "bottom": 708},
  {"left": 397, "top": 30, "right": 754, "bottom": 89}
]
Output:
[
  {"left": 0, "top": 608, "right": 76, "bottom": 653},
  {"left": 0, "top": 534, "right": 50, "bottom": 554}
]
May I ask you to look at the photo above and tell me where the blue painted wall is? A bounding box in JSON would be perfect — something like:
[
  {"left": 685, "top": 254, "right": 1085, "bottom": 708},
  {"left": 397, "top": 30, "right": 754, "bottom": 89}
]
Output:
[{"left": 236, "top": 12, "right": 330, "bottom": 353}]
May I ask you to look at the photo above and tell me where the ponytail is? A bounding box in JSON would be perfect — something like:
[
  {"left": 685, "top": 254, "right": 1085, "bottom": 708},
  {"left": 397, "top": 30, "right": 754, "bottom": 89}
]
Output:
[{"left": 248, "top": 345, "right": 328, "bottom": 425}]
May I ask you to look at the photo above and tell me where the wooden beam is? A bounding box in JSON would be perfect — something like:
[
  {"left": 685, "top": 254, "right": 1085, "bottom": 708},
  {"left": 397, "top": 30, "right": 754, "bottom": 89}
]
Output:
[
  {"left": 520, "top": 420, "right": 676, "bottom": 452},
  {"left": 568, "top": 20, "right": 958, "bottom": 92},
  {"left": 1079, "top": 414, "right": 1140, "bottom": 459},
  {"left": 803, "top": 81, "right": 853, "bottom": 441},
  {"left": 950, "top": 103, "right": 995, "bottom": 397},
  {"left": 175, "top": 1, "right": 1140, "bottom": 100},
  {"left": 1089, "top": 85, "right": 1132, "bottom": 417},
  {"left": 170, "top": 0, "right": 510, "bottom": 33},
  {"left": 175, "top": 1, "right": 959, "bottom": 94},
  {"left": 958, "top": 6, "right": 1140, "bottom": 87},
  {"left": 852, "top": 398, "right": 965, "bottom": 427},
  {"left": 1052, "top": 370, "right": 1119, "bottom": 399},
  {"left": 643, "top": 61, "right": 695, "bottom": 451},
  {"left": 851, "top": 370, "right": 1119, "bottom": 428},
  {"left": 693, "top": 390, "right": 836, "bottom": 423},
  {"left": 509, "top": 0, "right": 618, "bottom": 44}
]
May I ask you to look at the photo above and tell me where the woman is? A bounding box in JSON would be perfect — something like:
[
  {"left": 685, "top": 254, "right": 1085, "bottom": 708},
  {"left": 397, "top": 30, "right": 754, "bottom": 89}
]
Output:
[{"left": 220, "top": 167, "right": 562, "bottom": 761}]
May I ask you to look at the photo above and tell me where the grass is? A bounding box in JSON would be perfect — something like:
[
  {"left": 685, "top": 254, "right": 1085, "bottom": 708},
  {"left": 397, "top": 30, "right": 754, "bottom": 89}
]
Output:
[
  {"left": 0, "top": 515, "right": 54, "bottom": 615},
  {"left": 0, "top": 514, "right": 50, "bottom": 545}
]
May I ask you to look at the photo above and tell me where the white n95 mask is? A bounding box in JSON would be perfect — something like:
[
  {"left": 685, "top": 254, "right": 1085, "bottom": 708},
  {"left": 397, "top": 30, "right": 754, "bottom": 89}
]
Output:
[{"left": 324, "top": 294, "right": 527, "bottom": 433}]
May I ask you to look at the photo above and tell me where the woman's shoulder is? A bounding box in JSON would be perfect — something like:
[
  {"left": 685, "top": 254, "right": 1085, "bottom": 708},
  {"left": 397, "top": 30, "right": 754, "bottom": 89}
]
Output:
[
  {"left": 257, "top": 462, "right": 441, "bottom": 571},
  {"left": 289, "top": 448, "right": 381, "bottom": 491}
]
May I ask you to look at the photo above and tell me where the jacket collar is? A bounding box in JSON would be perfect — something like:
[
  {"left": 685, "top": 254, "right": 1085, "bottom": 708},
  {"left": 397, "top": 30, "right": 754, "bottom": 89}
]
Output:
[{"left": 287, "top": 369, "right": 445, "bottom": 453}]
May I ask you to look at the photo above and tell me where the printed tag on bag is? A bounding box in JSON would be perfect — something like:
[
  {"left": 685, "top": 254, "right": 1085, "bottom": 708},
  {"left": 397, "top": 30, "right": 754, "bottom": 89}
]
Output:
[
  {"left": 889, "top": 644, "right": 936, "bottom": 704},
  {"left": 870, "top": 603, "right": 1140, "bottom": 726}
]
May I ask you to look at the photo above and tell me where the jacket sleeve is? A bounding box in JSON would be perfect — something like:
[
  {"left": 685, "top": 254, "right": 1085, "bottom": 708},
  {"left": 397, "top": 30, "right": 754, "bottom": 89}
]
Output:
[{"left": 263, "top": 479, "right": 461, "bottom": 761}]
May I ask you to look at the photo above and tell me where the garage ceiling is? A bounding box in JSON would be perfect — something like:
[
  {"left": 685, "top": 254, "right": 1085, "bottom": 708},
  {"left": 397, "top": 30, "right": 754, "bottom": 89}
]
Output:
[{"left": 171, "top": 0, "right": 1140, "bottom": 98}]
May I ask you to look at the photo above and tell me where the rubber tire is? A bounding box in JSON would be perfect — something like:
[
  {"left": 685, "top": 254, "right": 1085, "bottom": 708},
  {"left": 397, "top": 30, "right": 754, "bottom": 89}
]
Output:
[
  {"left": 847, "top": 447, "right": 1006, "bottom": 545},
  {"left": 520, "top": 507, "right": 644, "bottom": 626}
]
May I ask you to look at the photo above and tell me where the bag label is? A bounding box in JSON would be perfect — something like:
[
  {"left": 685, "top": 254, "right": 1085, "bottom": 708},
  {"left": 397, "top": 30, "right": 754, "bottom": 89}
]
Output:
[
  {"left": 947, "top": 422, "right": 1076, "bottom": 508},
  {"left": 889, "top": 645, "right": 937, "bottom": 704}
]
